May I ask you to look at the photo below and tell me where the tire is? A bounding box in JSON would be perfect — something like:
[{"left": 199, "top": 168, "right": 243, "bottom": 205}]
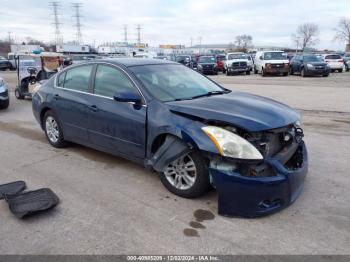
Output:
[
  {"left": 15, "top": 88, "right": 25, "bottom": 100},
  {"left": 226, "top": 70, "right": 230, "bottom": 76},
  {"left": 222, "top": 68, "right": 226, "bottom": 74},
  {"left": 338, "top": 69, "right": 343, "bottom": 73},
  {"left": 160, "top": 151, "right": 210, "bottom": 199},
  {"left": 290, "top": 67, "right": 294, "bottom": 75},
  {"left": 346, "top": 66, "right": 349, "bottom": 72},
  {"left": 323, "top": 74, "right": 329, "bottom": 77},
  {"left": 246, "top": 70, "right": 250, "bottom": 75},
  {"left": 0, "top": 99, "right": 9, "bottom": 110},
  {"left": 43, "top": 110, "right": 67, "bottom": 148},
  {"left": 261, "top": 67, "right": 266, "bottom": 77},
  {"left": 301, "top": 68, "right": 306, "bottom": 77},
  {"left": 254, "top": 66, "right": 258, "bottom": 74},
  {"left": 283, "top": 72, "right": 289, "bottom": 76}
]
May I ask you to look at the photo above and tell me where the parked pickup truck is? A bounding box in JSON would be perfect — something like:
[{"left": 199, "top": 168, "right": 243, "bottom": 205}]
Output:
[{"left": 223, "top": 52, "right": 251, "bottom": 76}]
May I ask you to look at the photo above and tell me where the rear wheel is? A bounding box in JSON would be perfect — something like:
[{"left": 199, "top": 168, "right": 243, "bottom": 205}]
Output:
[
  {"left": 43, "top": 110, "right": 67, "bottom": 148},
  {"left": 338, "top": 69, "right": 343, "bottom": 73},
  {"left": 323, "top": 74, "right": 329, "bottom": 77},
  {"left": 160, "top": 151, "right": 210, "bottom": 199},
  {"left": 246, "top": 70, "right": 251, "bottom": 75}
]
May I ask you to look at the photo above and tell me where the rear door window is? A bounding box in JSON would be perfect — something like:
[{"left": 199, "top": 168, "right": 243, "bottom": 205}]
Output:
[{"left": 64, "top": 65, "right": 93, "bottom": 92}]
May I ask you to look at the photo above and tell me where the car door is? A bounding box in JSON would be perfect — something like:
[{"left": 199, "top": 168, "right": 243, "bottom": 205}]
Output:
[
  {"left": 53, "top": 64, "right": 94, "bottom": 143},
  {"left": 88, "top": 64, "right": 147, "bottom": 159},
  {"left": 293, "top": 56, "right": 301, "bottom": 73}
]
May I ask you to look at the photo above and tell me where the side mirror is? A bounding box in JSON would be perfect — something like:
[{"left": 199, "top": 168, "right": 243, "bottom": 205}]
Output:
[
  {"left": 113, "top": 90, "right": 142, "bottom": 104},
  {"left": 259, "top": 56, "right": 263, "bottom": 60}
]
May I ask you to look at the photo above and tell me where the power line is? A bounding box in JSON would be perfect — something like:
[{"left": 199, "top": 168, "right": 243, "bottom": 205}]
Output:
[
  {"left": 72, "top": 2, "right": 83, "bottom": 45},
  {"left": 49, "top": 1, "right": 63, "bottom": 45}
]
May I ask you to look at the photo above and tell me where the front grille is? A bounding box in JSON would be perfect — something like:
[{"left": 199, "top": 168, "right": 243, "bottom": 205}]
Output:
[
  {"left": 271, "top": 63, "right": 284, "bottom": 68},
  {"left": 244, "top": 125, "right": 303, "bottom": 158},
  {"left": 315, "top": 66, "right": 324, "bottom": 69},
  {"left": 232, "top": 61, "right": 247, "bottom": 68}
]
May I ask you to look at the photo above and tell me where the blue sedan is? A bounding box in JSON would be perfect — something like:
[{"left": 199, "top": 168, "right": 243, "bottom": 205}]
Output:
[{"left": 32, "top": 58, "right": 308, "bottom": 217}]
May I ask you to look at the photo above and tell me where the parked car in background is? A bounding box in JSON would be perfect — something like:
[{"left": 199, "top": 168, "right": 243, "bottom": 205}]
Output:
[
  {"left": 290, "top": 54, "right": 330, "bottom": 77},
  {"left": 322, "top": 54, "right": 344, "bottom": 72},
  {"left": 215, "top": 54, "right": 226, "bottom": 72},
  {"left": 197, "top": 56, "right": 218, "bottom": 75},
  {"left": 343, "top": 53, "right": 350, "bottom": 72},
  {"left": 175, "top": 55, "right": 193, "bottom": 68},
  {"left": 254, "top": 51, "right": 289, "bottom": 76},
  {"left": 32, "top": 58, "right": 307, "bottom": 217},
  {"left": 246, "top": 54, "right": 254, "bottom": 71},
  {"left": 223, "top": 52, "right": 251, "bottom": 76},
  {"left": 0, "top": 77, "right": 9, "bottom": 109},
  {"left": 0, "top": 56, "right": 13, "bottom": 71}
]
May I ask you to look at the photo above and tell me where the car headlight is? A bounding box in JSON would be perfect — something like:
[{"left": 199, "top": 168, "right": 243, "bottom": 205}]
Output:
[
  {"left": 198, "top": 65, "right": 202, "bottom": 69},
  {"left": 307, "top": 63, "right": 314, "bottom": 68},
  {"left": 202, "top": 126, "right": 263, "bottom": 160}
]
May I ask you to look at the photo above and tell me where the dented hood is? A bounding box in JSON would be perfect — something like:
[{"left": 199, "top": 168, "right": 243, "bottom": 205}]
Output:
[{"left": 167, "top": 92, "right": 299, "bottom": 132}]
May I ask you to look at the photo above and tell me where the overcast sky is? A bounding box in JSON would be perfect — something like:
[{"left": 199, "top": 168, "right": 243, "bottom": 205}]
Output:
[{"left": 0, "top": 0, "right": 349, "bottom": 50}]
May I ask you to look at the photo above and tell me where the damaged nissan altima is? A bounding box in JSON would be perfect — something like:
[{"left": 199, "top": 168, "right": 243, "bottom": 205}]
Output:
[{"left": 32, "top": 58, "right": 308, "bottom": 217}]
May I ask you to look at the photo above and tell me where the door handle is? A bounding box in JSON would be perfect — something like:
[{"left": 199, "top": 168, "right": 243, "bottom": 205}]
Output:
[{"left": 89, "top": 105, "right": 99, "bottom": 112}]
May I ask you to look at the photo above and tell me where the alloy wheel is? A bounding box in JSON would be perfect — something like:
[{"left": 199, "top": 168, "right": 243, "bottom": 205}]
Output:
[
  {"left": 164, "top": 154, "right": 197, "bottom": 190},
  {"left": 45, "top": 116, "right": 60, "bottom": 143}
]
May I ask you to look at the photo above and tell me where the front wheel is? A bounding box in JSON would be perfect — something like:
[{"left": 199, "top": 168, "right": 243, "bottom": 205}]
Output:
[
  {"left": 43, "top": 111, "right": 67, "bottom": 148},
  {"left": 160, "top": 151, "right": 210, "bottom": 199},
  {"left": 301, "top": 68, "right": 306, "bottom": 77},
  {"left": 15, "top": 88, "right": 25, "bottom": 100},
  {"left": 261, "top": 67, "right": 266, "bottom": 77}
]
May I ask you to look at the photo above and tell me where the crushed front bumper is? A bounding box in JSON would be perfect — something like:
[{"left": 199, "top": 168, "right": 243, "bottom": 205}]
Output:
[{"left": 210, "top": 142, "right": 308, "bottom": 217}]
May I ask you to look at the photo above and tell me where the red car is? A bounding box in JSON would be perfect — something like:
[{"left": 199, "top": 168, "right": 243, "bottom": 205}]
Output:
[{"left": 216, "top": 55, "right": 226, "bottom": 72}]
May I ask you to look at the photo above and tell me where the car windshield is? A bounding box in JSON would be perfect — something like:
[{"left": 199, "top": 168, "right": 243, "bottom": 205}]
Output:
[
  {"left": 176, "top": 56, "right": 190, "bottom": 63},
  {"left": 304, "top": 55, "right": 323, "bottom": 62},
  {"left": 130, "top": 64, "right": 226, "bottom": 102},
  {"left": 263, "top": 52, "right": 287, "bottom": 60},
  {"left": 228, "top": 54, "right": 247, "bottom": 60},
  {"left": 199, "top": 56, "right": 215, "bottom": 63}
]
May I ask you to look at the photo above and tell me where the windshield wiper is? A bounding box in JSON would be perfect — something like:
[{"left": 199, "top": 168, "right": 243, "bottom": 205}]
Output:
[{"left": 191, "top": 90, "right": 228, "bottom": 99}]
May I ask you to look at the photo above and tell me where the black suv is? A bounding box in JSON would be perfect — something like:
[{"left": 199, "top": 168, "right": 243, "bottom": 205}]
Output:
[
  {"left": 290, "top": 54, "right": 330, "bottom": 77},
  {"left": 197, "top": 56, "right": 218, "bottom": 75},
  {"left": 175, "top": 55, "right": 193, "bottom": 68}
]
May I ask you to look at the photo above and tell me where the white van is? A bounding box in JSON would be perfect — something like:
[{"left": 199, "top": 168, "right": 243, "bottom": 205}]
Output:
[{"left": 254, "top": 51, "right": 289, "bottom": 76}]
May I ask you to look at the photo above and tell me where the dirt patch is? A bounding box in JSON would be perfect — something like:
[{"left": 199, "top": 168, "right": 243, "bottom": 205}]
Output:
[
  {"left": 189, "top": 221, "right": 206, "bottom": 229},
  {"left": 183, "top": 228, "right": 199, "bottom": 237},
  {"left": 193, "top": 209, "right": 215, "bottom": 222},
  {"left": 0, "top": 121, "right": 45, "bottom": 143}
]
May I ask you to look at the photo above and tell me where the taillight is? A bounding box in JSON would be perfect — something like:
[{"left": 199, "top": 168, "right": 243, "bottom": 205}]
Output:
[{"left": 338, "top": 59, "right": 343, "bottom": 62}]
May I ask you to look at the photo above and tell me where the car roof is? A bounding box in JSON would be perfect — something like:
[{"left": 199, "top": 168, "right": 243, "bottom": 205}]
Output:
[{"left": 102, "top": 58, "right": 177, "bottom": 67}]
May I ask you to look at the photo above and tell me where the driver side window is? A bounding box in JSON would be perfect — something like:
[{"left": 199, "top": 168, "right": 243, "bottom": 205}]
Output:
[{"left": 94, "top": 65, "right": 136, "bottom": 98}]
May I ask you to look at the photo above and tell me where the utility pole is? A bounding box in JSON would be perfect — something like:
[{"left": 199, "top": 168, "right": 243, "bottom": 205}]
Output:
[
  {"left": 136, "top": 24, "right": 142, "bottom": 46},
  {"left": 72, "top": 3, "right": 83, "bottom": 45},
  {"left": 123, "top": 24, "right": 128, "bottom": 44},
  {"left": 49, "top": 1, "right": 63, "bottom": 45},
  {"left": 7, "top": 31, "right": 12, "bottom": 44}
]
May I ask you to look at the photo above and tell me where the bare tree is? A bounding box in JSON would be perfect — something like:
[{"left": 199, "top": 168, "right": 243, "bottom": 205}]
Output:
[
  {"left": 292, "top": 23, "right": 319, "bottom": 50},
  {"left": 334, "top": 17, "right": 350, "bottom": 45},
  {"left": 234, "top": 35, "right": 253, "bottom": 52}
]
